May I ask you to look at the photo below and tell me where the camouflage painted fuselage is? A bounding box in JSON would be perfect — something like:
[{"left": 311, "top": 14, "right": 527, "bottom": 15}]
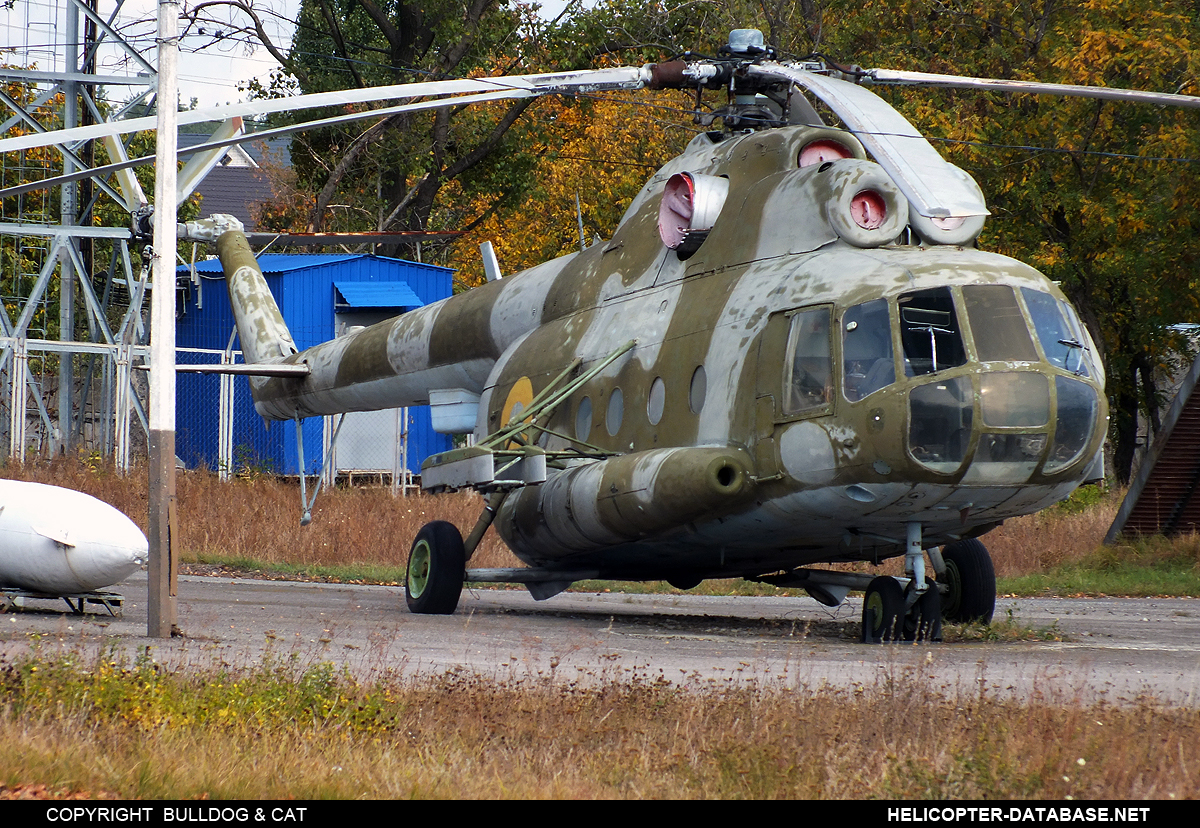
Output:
[{"left": 234, "top": 124, "right": 1107, "bottom": 581}]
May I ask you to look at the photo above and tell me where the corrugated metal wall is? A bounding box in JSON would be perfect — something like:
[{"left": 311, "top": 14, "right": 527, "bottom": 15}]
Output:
[{"left": 175, "top": 255, "right": 453, "bottom": 476}]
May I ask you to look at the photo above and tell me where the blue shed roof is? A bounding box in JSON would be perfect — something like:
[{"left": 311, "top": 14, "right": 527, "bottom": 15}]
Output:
[
  {"left": 334, "top": 281, "right": 423, "bottom": 309},
  {"left": 183, "top": 253, "right": 452, "bottom": 276}
]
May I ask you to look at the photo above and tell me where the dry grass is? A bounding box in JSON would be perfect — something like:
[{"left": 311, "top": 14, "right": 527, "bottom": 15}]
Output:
[
  {"left": 0, "top": 460, "right": 1145, "bottom": 589},
  {"left": 984, "top": 487, "right": 1122, "bottom": 578},
  {"left": 1, "top": 652, "right": 1196, "bottom": 799},
  {"left": 0, "top": 456, "right": 522, "bottom": 572}
]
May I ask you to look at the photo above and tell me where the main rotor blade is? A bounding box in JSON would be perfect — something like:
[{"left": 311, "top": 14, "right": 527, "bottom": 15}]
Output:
[
  {"left": 0, "top": 88, "right": 536, "bottom": 201},
  {"left": 865, "top": 69, "right": 1200, "bottom": 109},
  {"left": 749, "top": 64, "right": 988, "bottom": 219},
  {"left": 0, "top": 67, "right": 650, "bottom": 156}
]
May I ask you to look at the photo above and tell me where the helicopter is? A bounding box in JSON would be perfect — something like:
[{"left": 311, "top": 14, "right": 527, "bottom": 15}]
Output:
[{"left": 10, "top": 28, "right": 1195, "bottom": 641}]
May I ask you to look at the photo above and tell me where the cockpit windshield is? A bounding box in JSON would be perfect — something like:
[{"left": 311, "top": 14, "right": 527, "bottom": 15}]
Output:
[
  {"left": 962, "top": 285, "right": 1038, "bottom": 362},
  {"left": 899, "top": 287, "right": 967, "bottom": 376},
  {"left": 1021, "top": 288, "right": 1095, "bottom": 378}
]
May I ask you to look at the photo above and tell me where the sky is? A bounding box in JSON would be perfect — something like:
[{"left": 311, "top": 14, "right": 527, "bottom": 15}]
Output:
[{"left": 1, "top": 1, "right": 588, "bottom": 111}]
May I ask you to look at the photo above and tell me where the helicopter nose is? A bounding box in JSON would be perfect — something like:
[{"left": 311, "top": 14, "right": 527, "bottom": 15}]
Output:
[{"left": 908, "top": 372, "right": 1102, "bottom": 484}]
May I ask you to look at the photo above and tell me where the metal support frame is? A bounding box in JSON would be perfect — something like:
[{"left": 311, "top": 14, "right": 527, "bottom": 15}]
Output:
[
  {"left": 2, "top": 1, "right": 162, "bottom": 467},
  {"left": 295, "top": 412, "right": 348, "bottom": 526},
  {"left": 0, "top": 586, "right": 125, "bottom": 617},
  {"left": 218, "top": 329, "right": 239, "bottom": 480},
  {"left": 421, "top": 340, "right": 637, "bottom": 493}
]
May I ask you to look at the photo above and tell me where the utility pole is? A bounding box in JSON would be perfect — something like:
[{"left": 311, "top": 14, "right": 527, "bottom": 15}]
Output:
[{"left": 148, "top": 0, "right": 180, "bottom": 638}]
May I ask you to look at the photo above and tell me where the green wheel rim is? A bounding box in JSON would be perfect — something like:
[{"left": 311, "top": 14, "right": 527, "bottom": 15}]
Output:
[
  {"left": 865, "top": 591, "right": 885, "bottom": 633},
  {"left": 943, "top": 560, "right": 962, "bottom": 618},
  {"left": 408, "top": 540, "right": 432, "bottom": 599}
]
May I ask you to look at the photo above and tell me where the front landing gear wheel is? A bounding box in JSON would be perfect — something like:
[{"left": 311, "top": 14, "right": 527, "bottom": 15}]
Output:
[
  {"left": 405, "top": 521, "right": 465, "bottom": 615},
  {"left": 903, "top": 578, "right": 943, "bottom": 642},
  {"left": 862, "top": 576, "right": 904, "bottom": 643},
  {"left": 941, "top": 538, "right": 996, "bottom": 624}
]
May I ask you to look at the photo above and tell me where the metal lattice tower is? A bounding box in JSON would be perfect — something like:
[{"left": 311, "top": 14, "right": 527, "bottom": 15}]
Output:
[{"left": 1, "top": 0, "right": 159, "bottom": 466}]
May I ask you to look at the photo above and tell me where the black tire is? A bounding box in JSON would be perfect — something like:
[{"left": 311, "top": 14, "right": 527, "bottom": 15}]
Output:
[
  {"left": 405, "top": 521, "right": 465, "bottom": 615},
  {"left": 941, "top": 538, "right": 996, "bottom": 624},
  {"left": 862, "top": 576, "right": 904, "bottom": 644},
  {"left": 902, "top": 578, "right": 943, "bottom": 642}
]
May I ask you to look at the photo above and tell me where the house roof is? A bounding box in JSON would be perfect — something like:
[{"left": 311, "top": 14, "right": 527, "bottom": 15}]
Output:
[
  {"left": 178, "top": 132, "right": 289, "bottom": 230},
  {"left": 188, "top": 165, "right": 276, "bottom": 230},
  {"left": 178, "top": 130, "right": 291, "bottom": 166}
]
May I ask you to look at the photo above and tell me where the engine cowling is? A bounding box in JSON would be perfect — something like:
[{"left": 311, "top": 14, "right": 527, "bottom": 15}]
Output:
[{"left": 498, "top": 446, "right": 754, "bottom": 563}]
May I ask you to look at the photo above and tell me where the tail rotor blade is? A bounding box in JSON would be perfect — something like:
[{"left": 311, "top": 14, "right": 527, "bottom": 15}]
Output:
[{"left": 176, "top": 117, "right": 245, "bottom": 208}]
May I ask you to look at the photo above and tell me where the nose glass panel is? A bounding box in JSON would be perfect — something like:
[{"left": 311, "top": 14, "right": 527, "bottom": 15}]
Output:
[
  {"left": 962, "top": 285, "right": 1038, "bottom": 362},
  {"left": 962, "top": 432, "right": 1048, "bottom": 484},
  {"left": 1047, "top": 376, "right": 1100, "bottom": 472},
  {"left": 1021, "top": 287, "right": 1095, "bottom": 378},
  {"left": 977, "top": 433, "right": 1048, "bottom": 463},
  {"left": 908, "top": 376, "right": 973, "bottom": 473},
  {"left": 980, "top": 372, "right": 1050, "bottom": 428}
]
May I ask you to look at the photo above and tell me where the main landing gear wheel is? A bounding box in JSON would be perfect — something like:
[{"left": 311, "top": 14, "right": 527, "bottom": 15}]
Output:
[
  {"left": 405, "top": 521, "right": 466, "bottom": 615},
  {"left": 862, "top": 576, "right": 904, "bottom": 643},
  {"left": 940, "top": 538, "right": 996, "bottom": 624}
]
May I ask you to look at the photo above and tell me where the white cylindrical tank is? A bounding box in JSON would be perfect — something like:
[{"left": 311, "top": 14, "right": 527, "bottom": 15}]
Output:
[{"left": 0, "top": 480, "right": 147, "bottom": 594}]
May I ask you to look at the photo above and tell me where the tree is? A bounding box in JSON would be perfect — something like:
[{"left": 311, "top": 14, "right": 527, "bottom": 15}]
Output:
[
  {"left": 452, "top": 90, "right": 694, "bottom": 286},
  {"left": 695, "top": 0, "right": 1200, "bottom": 483},
  {"left": 185, "top": 1, "right": 551, "bottom": 244},
  {"left": 183, "top": 1, "right": 720, "bottom": 251}
]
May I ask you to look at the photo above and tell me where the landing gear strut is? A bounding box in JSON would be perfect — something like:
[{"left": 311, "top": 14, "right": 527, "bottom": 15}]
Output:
[{"left": 862, "top": 521, "right": 952, "bottom": 643}]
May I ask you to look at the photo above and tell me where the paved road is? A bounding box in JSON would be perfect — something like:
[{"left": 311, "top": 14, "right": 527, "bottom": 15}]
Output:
[{"left": 2, "top": 572, "right": 1198, "bottom": 704}]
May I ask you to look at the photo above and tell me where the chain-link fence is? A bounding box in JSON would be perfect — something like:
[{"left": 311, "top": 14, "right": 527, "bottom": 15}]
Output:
[{"left": 175, "top": 345, "right": 421, "bottom": 493}]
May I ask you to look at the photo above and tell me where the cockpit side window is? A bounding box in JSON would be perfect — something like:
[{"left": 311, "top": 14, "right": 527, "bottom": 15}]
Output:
[
  {"left": 783, "top": 307, "right": 833, "bottom": 416},
  {"left": 1021, "top": 288, "right": 1093, "bottom": 378},
  {"left": 899, "top": 287, "right": 967, "bottom": 376},
  {"left": 843, "top": 299, "right": 895, "bottom": 402}
]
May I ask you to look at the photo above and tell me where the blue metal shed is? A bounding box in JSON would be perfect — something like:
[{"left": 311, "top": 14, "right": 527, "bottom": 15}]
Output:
[{"left": 175, "top": 254, "right": 454, "bottom": 476}]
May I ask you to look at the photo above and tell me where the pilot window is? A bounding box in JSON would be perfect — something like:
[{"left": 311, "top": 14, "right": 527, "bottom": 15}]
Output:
[
  {"left": 1021, "top": 288, "right": 1093, "bottom": 378},
  {"left": 843, "top": 299, "right": 895, "bottom": 402},
  {"left": 783, "top": 307, "right": 833, "bottom": 416},
  {"left": 962, "top": 285, "right": 1038, "bottom": 362},
  {"left": 899, "top": 288, "right": 967, "bottom": 376}
]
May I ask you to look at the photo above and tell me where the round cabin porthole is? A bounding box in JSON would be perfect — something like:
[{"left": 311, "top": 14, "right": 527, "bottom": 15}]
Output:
[
  {"left": 647, "top": 377, "right": 666, "bottom": 425},
  {"left": 607, "top": 387, "right": 624, "bottom": 436},
  {"left": 576, "top": 396, "right": 593, "bottom": 440}
]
